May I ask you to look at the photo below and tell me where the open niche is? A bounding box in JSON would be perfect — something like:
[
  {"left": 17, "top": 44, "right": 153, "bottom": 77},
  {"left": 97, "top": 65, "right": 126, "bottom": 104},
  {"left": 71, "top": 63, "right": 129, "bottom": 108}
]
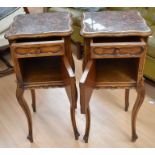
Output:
[
  {"left": 18, "top": 56, "right": 65, "bottom": 84},
  {"left": 85, "top": 58, "right": 139, "bottom": 85}
]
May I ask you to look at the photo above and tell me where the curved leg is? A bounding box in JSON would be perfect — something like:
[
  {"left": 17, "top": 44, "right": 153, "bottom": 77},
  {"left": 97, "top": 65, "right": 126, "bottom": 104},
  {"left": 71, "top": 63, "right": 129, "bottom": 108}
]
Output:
[
  {"left": 70, "top": 82, "right": 80, "bottom": 140},
  {"left": 70, "top": 106, "right": 80, "bottom": 140},
  {"left": 125, "top": 89, "right": 130, "bottom": 111},
  {"left": 31, "top": 89, "right": 36, "bottom": 112},
  {"left": 80, "top": 82, "right": 93, "bottom": 143},
  {"left": 131, "top": 84, "right": 145, "bottom": 142},
  {"left": 16, "top": 86, "right": 33, "bottom": 142},
  {"left": 83, "top": 107, "right": 90, "bottom": 143},
  {"left": 65, "top": 80, "right": 80, "bottom": 140}
]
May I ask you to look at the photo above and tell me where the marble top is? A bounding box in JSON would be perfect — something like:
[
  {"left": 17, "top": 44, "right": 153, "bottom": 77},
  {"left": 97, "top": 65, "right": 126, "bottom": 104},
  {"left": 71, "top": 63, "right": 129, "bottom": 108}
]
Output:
[
  {"left": 5, "top": 12, "right": 73, "bottom": 40},
  {"left": 81, "top": 11, "right": 151, "bottom": 37}
]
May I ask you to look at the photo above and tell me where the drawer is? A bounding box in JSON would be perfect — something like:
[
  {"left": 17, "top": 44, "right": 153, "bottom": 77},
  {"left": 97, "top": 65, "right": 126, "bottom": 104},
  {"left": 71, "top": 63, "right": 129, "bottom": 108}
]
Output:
[
  {"left": 11, "top": 40, "right": 64, "bottom": 58},
  {"left": 90, "top": 37, "right": 146, "bottom": 58}
]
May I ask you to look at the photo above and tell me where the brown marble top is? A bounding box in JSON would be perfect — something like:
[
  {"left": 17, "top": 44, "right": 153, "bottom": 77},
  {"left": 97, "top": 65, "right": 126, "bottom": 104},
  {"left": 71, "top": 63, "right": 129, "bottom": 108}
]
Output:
[
  {"left": 5, "top": 12, "right": 73, "bottom": 40},
  {"left": 81, "top": 11, "right": 151, "bottom": 37}
]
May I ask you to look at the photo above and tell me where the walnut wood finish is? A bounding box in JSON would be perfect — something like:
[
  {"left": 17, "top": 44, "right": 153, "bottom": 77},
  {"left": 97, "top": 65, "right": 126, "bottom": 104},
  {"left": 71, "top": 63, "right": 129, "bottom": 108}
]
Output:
[
  {"left": 80, "top": 11, "right": 151, "bottom": 143},
  {"left": 132, "top": 79, "right": 145, "bottom": 141},
  {"left": 5, "top": 12, "right": 79, "bottom": 142},
  {"left": 125, "top": 89, "right": 130, "bottom": 112},
  {"left": 16, "top": 86, "right": 33, "bottom": 142},
  {"left": 90, "top": 37, "right": 146, "bottom": 58},
  {"left": 13, "top": 40, "right": 65, "bottom": 58},
  {"left": 31, "top": 89, "right": 36, "bottom": 112}
]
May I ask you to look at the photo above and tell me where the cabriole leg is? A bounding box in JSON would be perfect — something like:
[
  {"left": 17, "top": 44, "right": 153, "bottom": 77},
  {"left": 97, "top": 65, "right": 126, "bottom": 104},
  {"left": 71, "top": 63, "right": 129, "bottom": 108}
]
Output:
[
  {"left": 16, "top": 86, "right": 33, "bottom": 142},
  {"left": 125, "top": 89, "right": 130, "bottom": 111},
  {"left": 131, "top": 84, "right": 145, "bottom": 142},
  {"left": 83, "top": 107, "right": 90, "bottom": 143},
  {"left": 31, "top": 89, "right": 36, "bottom": 112},
  {"left": 65, "top": 80, "right": 80, "bottom": 140}
]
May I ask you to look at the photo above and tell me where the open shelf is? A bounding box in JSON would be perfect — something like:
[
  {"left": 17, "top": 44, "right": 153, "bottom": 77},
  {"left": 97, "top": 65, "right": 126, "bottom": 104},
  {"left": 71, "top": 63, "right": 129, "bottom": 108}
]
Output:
[
  {"left": 19, "top": 56, "right": 64, "bottom": 84},
  {"left": 94, "top": 58, "right": 139, "bottom": 84}
]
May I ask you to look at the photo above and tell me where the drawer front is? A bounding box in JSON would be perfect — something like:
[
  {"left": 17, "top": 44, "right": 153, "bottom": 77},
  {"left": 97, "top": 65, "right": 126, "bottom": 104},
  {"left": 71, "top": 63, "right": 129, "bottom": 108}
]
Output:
[
  {"left": 12, "top": 41, "right": 64, "bottom": 58},
  {"left": 91, "top": 45, "right": 145, "bottom": 58}
]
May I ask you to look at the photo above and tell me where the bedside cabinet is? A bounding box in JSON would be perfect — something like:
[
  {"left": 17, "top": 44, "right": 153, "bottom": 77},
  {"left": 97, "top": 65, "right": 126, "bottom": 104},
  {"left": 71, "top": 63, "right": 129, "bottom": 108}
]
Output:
[
  {"left": 5, "top": 12, "right": 79, "bottom": 142},
  {"left": 80, "top": 11, "right": 151, "bottom": 143}
]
